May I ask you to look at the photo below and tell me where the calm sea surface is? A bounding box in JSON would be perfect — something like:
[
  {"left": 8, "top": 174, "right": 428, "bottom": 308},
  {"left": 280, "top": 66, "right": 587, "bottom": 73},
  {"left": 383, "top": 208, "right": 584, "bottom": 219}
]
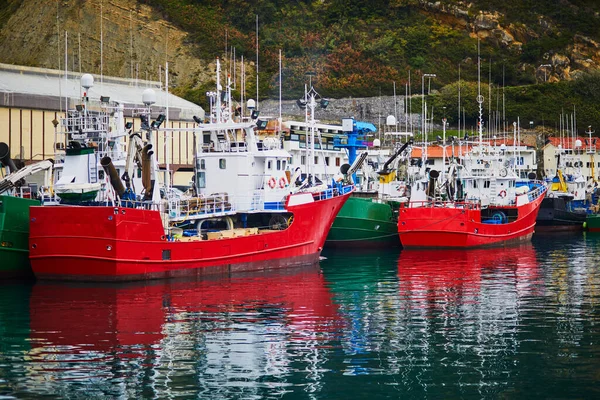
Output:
[{"left": 2, "top": 233, "right": 600, "bottom": 399}]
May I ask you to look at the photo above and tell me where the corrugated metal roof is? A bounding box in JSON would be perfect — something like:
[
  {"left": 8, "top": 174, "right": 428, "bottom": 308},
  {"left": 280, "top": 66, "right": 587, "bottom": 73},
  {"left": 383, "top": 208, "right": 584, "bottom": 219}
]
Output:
[{"left": 0, "top": 63, "right": 204, "bottom": 121}]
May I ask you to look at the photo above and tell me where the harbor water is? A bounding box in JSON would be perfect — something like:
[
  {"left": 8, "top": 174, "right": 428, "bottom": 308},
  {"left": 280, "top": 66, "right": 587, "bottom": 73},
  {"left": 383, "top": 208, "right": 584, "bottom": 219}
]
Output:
[{"left": 1, "top": 233, "right": 600, "bottom": 399}]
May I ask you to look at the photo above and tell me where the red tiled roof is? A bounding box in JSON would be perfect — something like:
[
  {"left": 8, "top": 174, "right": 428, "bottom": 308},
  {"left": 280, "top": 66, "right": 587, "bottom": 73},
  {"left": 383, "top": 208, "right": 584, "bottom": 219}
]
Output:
[
  {"left": 411, "top": 145, "right": 471, "bottom": 158},
  {"left": 545, "top": 136, "right": 592, "bottom": 149}
]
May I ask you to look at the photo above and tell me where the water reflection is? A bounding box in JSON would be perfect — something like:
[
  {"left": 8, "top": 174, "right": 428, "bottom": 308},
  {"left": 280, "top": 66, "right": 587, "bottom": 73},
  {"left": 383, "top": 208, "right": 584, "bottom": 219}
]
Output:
[
  {"left": 1, "top": 237, "right": 600, "bottom": 399},
  {"left": 16, "top": 265, "right": 342, "bottom": 399}
]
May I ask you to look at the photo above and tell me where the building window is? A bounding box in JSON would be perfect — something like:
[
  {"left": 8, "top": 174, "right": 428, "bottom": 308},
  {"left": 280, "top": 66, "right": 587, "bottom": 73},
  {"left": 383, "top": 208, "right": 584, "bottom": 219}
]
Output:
[
  {"left": 325, "top": 157, "right": 330, "bottom": 166},
  {"left": 314, "top": 156, "right": 319, "bottom": 164},
  {"left": 336, "top": 157, "right": 341, "bottom": 167},
  {"left": 219, "top": 159, "right": 226, "bottom": 169},
  {"left": 301, "top": 156, "right": 306, "bottom": 165},
  {"left": 484, "top": 180, "right": 490, "bottom": 188},
  {"left": 200, "top": 159, "right": 205, "bottom": 169}
]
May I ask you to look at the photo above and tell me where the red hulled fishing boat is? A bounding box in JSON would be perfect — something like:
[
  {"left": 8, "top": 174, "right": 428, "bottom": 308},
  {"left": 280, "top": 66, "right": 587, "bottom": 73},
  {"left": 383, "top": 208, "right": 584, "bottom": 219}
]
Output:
[
  {"left": 397, "top": 171, "right": 547, "bottom": 248},
  {"left": 29, "top": 61, "right": 352, "bottom": 281},
  {"left": 29, "top": 190, "right": 349, "bottom": 281}
]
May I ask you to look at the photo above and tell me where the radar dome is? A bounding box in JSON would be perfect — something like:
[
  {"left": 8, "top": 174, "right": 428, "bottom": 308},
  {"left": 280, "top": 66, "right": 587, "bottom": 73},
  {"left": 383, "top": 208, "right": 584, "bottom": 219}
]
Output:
[
  {"left": 246, "top": 99, "right": 256, "bottom": 109},
  {"left": 575, "top": 139, "right": 582, "bottom": 148},
  {"left": 81, "top": 74, "right": 94, "bottom": 90},
  {"left": 373, "top": 138, "right": 381, "bottom": 148},
  {"left": 386, "top": 115, "right": 396, "bottom": 126},
  {"left": 142, "top": 89, "right": 156, "bottom": 106}
]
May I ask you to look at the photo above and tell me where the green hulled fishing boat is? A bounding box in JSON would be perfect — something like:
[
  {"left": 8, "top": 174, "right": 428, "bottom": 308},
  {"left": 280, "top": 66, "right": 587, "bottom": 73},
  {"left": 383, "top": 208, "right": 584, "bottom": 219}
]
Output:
[
  {"left": 585, "top": 213, "right": 600, "bottom": 232},
  {"left": 0, "top": 195, "right": 39, "bottom": 278},
  {"left": 325, "top": 119, "right": 410, "bottom": 248},
  {"left": 1, "top": 142, "right": 53, "bottom": 279},
  {"left": 326, "top": 195, "right": 400, "bottom": 248}
]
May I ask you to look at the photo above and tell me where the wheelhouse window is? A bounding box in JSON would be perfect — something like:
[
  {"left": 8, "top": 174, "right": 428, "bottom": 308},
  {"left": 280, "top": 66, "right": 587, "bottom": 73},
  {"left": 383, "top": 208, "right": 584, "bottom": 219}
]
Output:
[
  {"left": 219, "top": 159, "right": 226, "bottom": 169},
  {"left": 277, "top": 160, "right": 281, "bottom": 170},
  {"left": 200, "top": 159, "right": 205, "bottom": 169},
  {"left": 268, "top": 160, "right": 273, "bottom": 170},
  {"left": 196, "top": 171, "right": 206, "bottom": 188},
  {"left": 336, "top": 157, "right": 341, "bottom": 167}
]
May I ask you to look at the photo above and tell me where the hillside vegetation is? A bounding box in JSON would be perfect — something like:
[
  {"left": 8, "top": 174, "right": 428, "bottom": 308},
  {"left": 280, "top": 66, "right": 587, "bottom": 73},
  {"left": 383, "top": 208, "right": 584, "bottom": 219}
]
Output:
[{"left": 2, "top": 0, "right": 600, "bottom": 129}]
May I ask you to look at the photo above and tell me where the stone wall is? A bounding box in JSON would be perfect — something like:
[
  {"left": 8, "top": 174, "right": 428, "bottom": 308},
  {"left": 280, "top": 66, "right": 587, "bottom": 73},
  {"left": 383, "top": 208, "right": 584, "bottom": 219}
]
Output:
[{"left": 257, "top": 95, "right": 421, "bottom": 128}]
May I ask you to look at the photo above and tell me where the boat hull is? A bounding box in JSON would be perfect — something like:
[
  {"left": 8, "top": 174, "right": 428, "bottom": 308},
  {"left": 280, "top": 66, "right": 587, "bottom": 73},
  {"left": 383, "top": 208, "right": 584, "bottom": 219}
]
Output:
[
  {"left": 397, "top": 192, "right": 545, "bottom": 249},
  {"left": 585, "top": 214, "right": 600, "bottom": 232},
  {"left": 29, "top": 192, "right": 351, "bottom": 281},
  {"left": 325, "top": 196, "right": 400, "bottom": 248},
  {"left": 0, "top": 195, "right": 38, "bottom": 279},
  {"left": 535, "top": 197, "right": 586, "bottom": 231}
]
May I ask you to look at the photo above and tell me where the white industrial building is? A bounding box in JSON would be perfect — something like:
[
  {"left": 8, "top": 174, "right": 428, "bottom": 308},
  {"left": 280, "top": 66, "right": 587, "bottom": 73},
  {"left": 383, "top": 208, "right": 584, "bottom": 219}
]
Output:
[{"left": 0, "top": 63, "right": 204, "bottom": 185}]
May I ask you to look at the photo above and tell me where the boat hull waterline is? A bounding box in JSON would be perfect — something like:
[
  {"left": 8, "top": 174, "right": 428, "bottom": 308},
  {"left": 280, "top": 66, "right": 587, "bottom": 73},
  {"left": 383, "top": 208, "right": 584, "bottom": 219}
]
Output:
[
  {"left": 397, "top": 192, "right": 546, "bottom": 249},
  {"left": 29, "top": 191, "right": 351, "bottom": 281}
]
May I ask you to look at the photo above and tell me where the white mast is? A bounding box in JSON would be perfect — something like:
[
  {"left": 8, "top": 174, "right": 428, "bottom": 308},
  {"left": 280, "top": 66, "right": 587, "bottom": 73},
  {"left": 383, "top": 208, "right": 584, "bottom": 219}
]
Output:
[
  {"left": 100, "top": 0, "right": 103, "bottom": 88},
  {"left": 256, "top": 14, "right": 259, "bottom": 111},
  {"left": 408, "top": 70, "right": 412, "bottom": 133},
  {"left": 458, "top": 63, "right": 461, "bottom": 140},
  {"left": 216, "top": 58, "right": 222, "bottom": 124},
  {"left": 64, "top": 30, "right": 68, "bottom": 113},
  {"left": 393, "top": 81, "right": 398, "bottom": 123},
  {"left": 165, "top": 62, "right": 170, "bottom": 188},
  {"left": 477, "top": 39, "right": 484, "bottom": 146},
  {"left": 279, "top": 49, "right": 282, "bottom": 133},
  {"left": 240, "top": 55, "right": 244, "bottom": 120},
  {"left": 130, "top": 9, "right": 133, "bottom": 80}
]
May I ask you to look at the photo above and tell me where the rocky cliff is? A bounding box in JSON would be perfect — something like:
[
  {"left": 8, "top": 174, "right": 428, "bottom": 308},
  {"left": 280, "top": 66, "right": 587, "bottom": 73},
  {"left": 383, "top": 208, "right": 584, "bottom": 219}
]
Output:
[{"left": 1, "top": 0, "right": 600, "bottom": 110}]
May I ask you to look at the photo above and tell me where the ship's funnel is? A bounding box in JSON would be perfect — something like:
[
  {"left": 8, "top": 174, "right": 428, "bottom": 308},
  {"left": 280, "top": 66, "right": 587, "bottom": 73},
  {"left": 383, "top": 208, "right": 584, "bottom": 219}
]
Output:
[
  {"left": 100, "top": 156, "right": 125, "bottom": 197},
  {"left": 141, "top": 144, "right": 153, "bottom": 198},
  {"left": 427, "top": 169, "right": 439, "bottom": 198},
  {"left": 0, "top": 142, "right": 19, "bottom": 173}
]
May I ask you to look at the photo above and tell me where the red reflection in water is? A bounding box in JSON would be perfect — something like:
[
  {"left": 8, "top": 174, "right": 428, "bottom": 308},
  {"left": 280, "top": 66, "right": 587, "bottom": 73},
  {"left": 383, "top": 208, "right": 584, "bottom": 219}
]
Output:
[
  {"left": 29, "top": 265, "right": 341, "bottom": 356},
  {"left": 397, "top": 244, "right": 541, "bottom": 305}
]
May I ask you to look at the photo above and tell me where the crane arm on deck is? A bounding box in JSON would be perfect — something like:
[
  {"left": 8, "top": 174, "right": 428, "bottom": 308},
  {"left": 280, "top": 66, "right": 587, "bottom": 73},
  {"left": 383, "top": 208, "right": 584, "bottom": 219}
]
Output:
[{"left": 0, "top": 160, "right": 53, "bottom": 194}]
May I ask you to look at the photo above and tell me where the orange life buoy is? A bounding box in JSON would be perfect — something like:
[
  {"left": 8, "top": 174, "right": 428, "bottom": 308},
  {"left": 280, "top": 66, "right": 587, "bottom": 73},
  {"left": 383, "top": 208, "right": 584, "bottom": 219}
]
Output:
[
  {"left": 268, "top": 177, "right": 277, "bottom": 189},
  {"left": 499, "top": 190, "right": 507, "bottom": 198},
  {"left": 279, "top": 177, "right": 287, "bottom": 188}
]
